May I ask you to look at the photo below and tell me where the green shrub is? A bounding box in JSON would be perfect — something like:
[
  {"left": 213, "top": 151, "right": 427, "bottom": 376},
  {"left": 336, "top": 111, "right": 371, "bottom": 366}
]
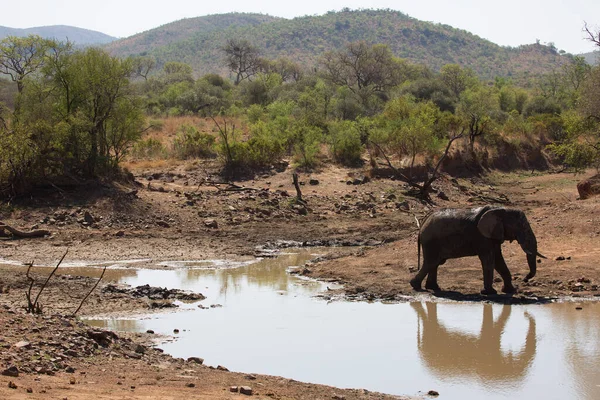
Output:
[
  {"left": 291, "top": 124, "right": 323, "bottom": 169},
  {"left": 328, "top": 120, "right": 364, "bottom": 166},
  {"left": 172, "top": 125, "right": 216, "bottom": 159},
  {"left": 132, "top": 138, "right": 167, "bottom": 159},
  {"left": 247, "top": 104, "right": 264, "bottom": 123}
]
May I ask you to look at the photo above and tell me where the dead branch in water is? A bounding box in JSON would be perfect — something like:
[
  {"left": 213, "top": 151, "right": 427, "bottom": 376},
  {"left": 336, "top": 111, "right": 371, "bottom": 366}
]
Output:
[
  {"left": 0, "top": 221, "right": 50, "bottom": 238},
  {"left": 72, "top": 265, "right": 107, "bottom": 316},
  {"left": 25, "top": 250, "right": 68, "bottom": 314}
]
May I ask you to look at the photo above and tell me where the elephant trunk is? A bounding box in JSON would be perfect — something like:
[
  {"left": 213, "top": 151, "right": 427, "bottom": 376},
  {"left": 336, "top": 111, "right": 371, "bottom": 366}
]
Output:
[{"left": 517, "top": 217, "right": 538, "bottom": 282}]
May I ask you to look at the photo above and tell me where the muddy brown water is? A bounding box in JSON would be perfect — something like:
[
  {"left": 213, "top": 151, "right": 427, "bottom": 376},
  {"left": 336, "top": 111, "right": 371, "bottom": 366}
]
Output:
[{"left": 6, "top": 251, "right": 600, "bottom": 399}]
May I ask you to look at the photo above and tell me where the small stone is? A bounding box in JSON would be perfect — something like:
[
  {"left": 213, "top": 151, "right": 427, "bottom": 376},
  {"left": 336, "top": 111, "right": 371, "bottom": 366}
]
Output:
[
  {"left": 332, "top": 395, "right": 346, "bottom": 400},
  {"left": 131, "top": 385, "right": 136, "bottom": 389},
  {"left": 14, "top": 341, "right": 31, "bottom": 349},
  {"left": 65, "top": 366, "right": 76, "bottom": 373},
  {"left": 245, "top": 374, "right": 257, "bottom": 380},
  {"left": 187, "top": 357, "right": 204, "bottom": 364},
  {"left": 576, "top": 306, "right": 583, "bottom": 310},
  {"left": 135, "top": 344, "right": 146, "bottom": 354},
  {"left": 173, "top": 329, "right": 180, "bottom": 334},
  {"left": 240, "top": 386, "right": 253, "bottom": 395},
  {"left": 556, "top": 256, "right": 565, "bottom": 261},
  {"left": 428, "top": 390, "right": 440, "bottom": 396},
  {"left": 216, "top": 365, "right": 229, "bottom": 371},
  {"left": 146, "top": 330, "right": 155, "bottom": 334},
  {"left": 186, "top": 383, "right": 195, "bottom": 388},
  {"left": 204, "top": 219, "right": 218, "bottom": 229},
  {"left": 230, "top": 386, "right": 239, "bottom": 392},
  {"left": 115, "top": 231, "right": 125, "bottom": 237},
  {"left": 309, "top": 179, "right": 319, "bottom": 185},
  {"left": 2, "top": 366, "right": 19, "bottom": 377},
  {"left": 8, "top": 381, "right": 17, "bottom": 389},
  {"left": 69, "top": 377, "right": 76, "bottom": 384},
  {"left": 27, "top": 387, "right": 33, "bottom": 393}
]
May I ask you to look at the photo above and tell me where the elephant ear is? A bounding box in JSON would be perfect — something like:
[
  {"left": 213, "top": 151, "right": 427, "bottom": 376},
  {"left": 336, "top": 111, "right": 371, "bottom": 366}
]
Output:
[{"left": 477, "top": 209, "right": 504, "bottom": 240}]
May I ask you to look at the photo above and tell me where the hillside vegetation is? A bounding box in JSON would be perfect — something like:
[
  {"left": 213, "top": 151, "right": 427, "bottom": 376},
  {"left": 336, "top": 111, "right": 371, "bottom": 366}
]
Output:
[
  {"left": 106, "top": 9, "right": 569, "bottom": 82},
  {"left": 0, "top": 25, "right": 116, "bottom": 46}
]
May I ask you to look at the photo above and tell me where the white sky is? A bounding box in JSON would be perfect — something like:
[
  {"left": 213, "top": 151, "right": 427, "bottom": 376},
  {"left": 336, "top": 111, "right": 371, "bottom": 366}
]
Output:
[{"left": 1, "top": 0, "right": 599, "bottom": 54}]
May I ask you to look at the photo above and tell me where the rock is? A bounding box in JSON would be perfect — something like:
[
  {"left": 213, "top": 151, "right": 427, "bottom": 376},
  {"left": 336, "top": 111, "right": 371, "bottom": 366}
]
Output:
[
  {"left": 173, "top": 329, "right": 180, "bottom": 334},
  {"left": 240, "top": 386, "right": 253, "bottom": 395},
  {"left": 83, "top": 211, "right": 95, "bottom": 224},
  {"left": 115, "top": 230, "right": 125, "bottom": 237},
  {"left": 437, "top": 191, "right": 449, "bottom": 201},
  {"left": 576, "top": 306, "right": 583, "bottom": 310},
  {"left": 186, "top": 383, "right": 195, "bottom": 388},
  {"left": 69, "top": 377, "right": 76, "bottom": 384},
  {"left": 230, "top": 386, "right": 239, "bottom": 392},
  {"left": 65, "top": 366, "right": 76, "bottom": 373},
  {"left": 333, "top": 395, "right": 346, "bottom": 400},
  {"left": 187, "top": 357, "right": 204, "bottom": 364},
  {"left": 14, "top": 341, "right": 31, "bottom": 349},
  {"left": 2, "top": 366, "right": 19, "bottom": 377},
  {"left": 156, "top": 220, "right": 170, "bottom": 228},
  {"left": 134, "top": 344, "right": 146, "bottom": 354},
  {"left": 309, "top": 179, "right": 320, "bottom": 185},
  {"left": 204, "top": 219, "right": 218, "bottom": 229},
  {"left": 428, "top": 390, "right": 440, "bottom": 396},
  {"left": 216, "top": 365, "right": 229, "bottom": 371},
  {"left": 395, "top": 201, "right": 410, "bottom": 211},
  {"left": 8, "top": 381, "right": 17, "bottom": 389},
  {"left": 245, "top": 374, "right": 257, "bottom": 380},
  {"left": 146, "top": 330, "right": 155, "bottom": 334},
  {"left": 577, "top": 174, "right": 600, "bottom": 199},
  {"left": 27, "top": 387, "right": 33, "bottom": 393}
]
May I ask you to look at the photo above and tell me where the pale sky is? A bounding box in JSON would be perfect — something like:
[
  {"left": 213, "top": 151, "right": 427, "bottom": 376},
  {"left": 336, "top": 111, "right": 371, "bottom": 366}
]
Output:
[{"left": 1, "top": 0, "right": 599, "bottom": 54}]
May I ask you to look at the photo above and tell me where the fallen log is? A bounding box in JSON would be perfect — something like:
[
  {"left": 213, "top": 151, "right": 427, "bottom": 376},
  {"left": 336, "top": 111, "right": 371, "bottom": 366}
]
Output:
[{"left": 0, "top": 222, "right": 50, "bottom": 238}]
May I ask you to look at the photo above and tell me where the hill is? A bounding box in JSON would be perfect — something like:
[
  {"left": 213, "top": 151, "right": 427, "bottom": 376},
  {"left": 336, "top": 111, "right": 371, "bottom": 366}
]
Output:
[
  {"left": 581, "top": 50, "right": 600, "bottom": 65},
  {"left": 105, "top": 9, "right": 570, "bottom": 82},
  {"left": 0, "top": 25, "right": 116, "bottom": 46}
]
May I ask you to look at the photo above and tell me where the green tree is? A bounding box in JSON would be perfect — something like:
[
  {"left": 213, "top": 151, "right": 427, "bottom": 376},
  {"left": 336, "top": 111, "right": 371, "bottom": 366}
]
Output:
[
  {"left": 439, "top": 64, "right": 477, "bottom": 100},
  {"left": 0, "top": 35, "right": 56, "bottom": 94},
  {"left": 372, "top": 96, "right": 440, "bottom": 177},
  {"left": 456, "top": 86, "right": 499, "bottom": 154}
]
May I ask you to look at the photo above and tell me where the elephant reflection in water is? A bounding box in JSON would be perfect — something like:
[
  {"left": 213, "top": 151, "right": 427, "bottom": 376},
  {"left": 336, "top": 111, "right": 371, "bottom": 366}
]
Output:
[{"left": 411, "top": 302, "right": 536, "bottom": 382}]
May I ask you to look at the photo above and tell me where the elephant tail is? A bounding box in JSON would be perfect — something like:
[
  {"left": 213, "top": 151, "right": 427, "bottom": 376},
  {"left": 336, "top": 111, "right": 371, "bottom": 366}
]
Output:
[{"left": 414, "top": 214, "right": 422, "bottom": 271}]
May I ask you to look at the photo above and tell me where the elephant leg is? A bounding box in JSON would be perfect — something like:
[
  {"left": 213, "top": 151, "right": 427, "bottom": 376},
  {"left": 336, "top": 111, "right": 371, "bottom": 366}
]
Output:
[
  {"left": 478, "top": 252, "right": 497, "bottom": 295},
  {"left": 494, "top": 247, "right": 516, "bottom": 293},
  {"left": 425, "top": 264, "right": 442, "bottom": 292},
  {"left": 410, "top": 257, "right": 440, "bottom": 291}
]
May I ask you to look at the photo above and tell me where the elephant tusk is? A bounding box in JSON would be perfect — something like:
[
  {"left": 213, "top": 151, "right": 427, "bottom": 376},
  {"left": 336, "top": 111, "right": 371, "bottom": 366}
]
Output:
[{"left": 537, "top": 251, "right": 547, "bottom": 259}]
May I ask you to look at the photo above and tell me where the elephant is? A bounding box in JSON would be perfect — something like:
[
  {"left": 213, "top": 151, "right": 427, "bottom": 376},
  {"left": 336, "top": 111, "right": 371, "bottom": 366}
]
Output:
[
  {"left": 411, "top": 302, "right": 537, "bottom": 382},
  {"left": 410, "top": 205, "right": 545, "bottom": 295}
]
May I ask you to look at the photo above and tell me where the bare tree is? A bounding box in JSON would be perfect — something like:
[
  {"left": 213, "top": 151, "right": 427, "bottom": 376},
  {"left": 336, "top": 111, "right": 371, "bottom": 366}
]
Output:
[
  {"left": 222, "top": 39, "right": 262, "bottom": 85},
  {"left": 584, "top": 22, "right": 600, "bottom": 48}
]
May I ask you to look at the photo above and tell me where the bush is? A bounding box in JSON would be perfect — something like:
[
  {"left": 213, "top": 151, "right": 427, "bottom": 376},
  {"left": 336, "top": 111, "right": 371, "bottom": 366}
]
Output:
[
  {"left": 328, "top": 120, "right": 363, "bottom": 166},
  {"left": 131, "top": 138, "right": 167, "bottom": 159},
  {"left": 172, "top": 125, "right": 216, "bottom": 159}
]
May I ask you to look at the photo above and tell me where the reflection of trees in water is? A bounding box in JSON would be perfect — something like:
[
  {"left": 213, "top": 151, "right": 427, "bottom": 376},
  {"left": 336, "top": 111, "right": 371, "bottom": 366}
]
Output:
[
  {"left": 84, "top": 318, "right": 141, "bottom": 332},
  {"left": 549, "top": 303, "right": 600, "bottom": 400},
  {"left": 183, "top": 252, "right": 318, "bottom": 298},
  {"left": 411, "top": 302, "right": 536, "bottom": 383}
]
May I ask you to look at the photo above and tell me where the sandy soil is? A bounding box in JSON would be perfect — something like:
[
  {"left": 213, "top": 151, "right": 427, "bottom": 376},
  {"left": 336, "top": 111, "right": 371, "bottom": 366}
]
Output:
[{"left": 1, "top": 160, "right": 599, "bottom": 398}]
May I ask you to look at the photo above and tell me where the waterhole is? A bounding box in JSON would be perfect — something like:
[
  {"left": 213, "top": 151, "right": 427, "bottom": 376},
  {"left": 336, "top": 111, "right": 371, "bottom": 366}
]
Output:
[{"left": 18, "top": 251, "right": 600, "bottom": 399}]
